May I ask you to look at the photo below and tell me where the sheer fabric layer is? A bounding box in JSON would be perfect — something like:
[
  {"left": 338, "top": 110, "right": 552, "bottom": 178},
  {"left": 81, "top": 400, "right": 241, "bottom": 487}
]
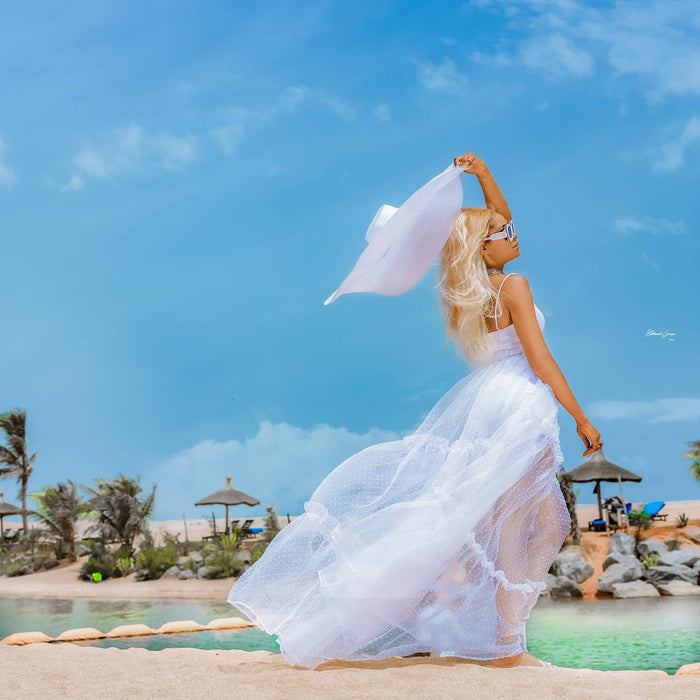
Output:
[{"left": 228, "top": 352, "right": 570, "bottom": 669}]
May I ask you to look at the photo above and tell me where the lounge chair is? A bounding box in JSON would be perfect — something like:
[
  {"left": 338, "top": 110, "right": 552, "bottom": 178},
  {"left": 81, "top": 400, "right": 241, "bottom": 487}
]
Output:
[
  {"left": 239, "top": 519, "right": 255, "bottom": 536},
  {"left": 629, "top": 501, "right": 667, "bottom": 522},
  {"left": 588, "top": 518, "right": 608, "bottom": 532}
]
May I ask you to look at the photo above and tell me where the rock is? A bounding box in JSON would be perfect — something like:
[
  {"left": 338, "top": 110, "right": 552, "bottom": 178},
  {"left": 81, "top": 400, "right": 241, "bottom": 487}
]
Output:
[
  {"left": 42, "top": 559, "right": 59, "bottom": 570},
  {"left": 684, "top": 525, "right": 700, "bottom": 544},
  {"left": 603, "top": 553, "right": 639, "bottom": 572},
  {"left": 548, "top": 575, "right": 582, "bottom": 598},
  {"left": 196, "top": 566, "right": 212, "bottom": 579},
  {"left": 550, "top": 549, "right": 594, "bottom": 583},
  {"left": 658, "top": 547, "right": 700, "bottom": 569},
  {"left": 597, "top": 559, "right": 644, "bottom": 593},
  {"left": 637, "top": 539, "right": 668, "bottom": 557},
  {"left": 160, "top": 565, "right": 181, "bottom": 579},
  {"left": 608, "top": 532, "right": 635, "bottom": 556},
  {"left": 611, "top": 581, "right": 660, "bottom": 598},
  {"left": 178, "top": 569, "right": 196, "bottom": 580},
  {"left": 644, "top": 565, "right": 697, "bottom": 586},
  {"left": 204, "top": 553, "right": 216, "bottom": 565},
  {"left": 190, "top": 552, "right": 204, "bottom": 565},
  {"left": 237, "top": 550, "right": 251, "bottom": 564},
  {"left": 76, "top": 545, "right": 92, "bottom": 557},
  {"left": 656, "top": 581, "right": 700, "bottom": 596}
]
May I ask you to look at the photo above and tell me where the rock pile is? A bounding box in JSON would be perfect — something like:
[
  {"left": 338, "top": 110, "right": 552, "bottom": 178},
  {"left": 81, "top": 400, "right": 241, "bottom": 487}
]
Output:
[
  {"left": 597, "top": 533, "right": 700, "bottom": 598},
  {"left": 543, "top": 548, "right": 594, "bottom": 598},
  {"left": 160, "top": 550, "right": 252, "bottom": 580}
]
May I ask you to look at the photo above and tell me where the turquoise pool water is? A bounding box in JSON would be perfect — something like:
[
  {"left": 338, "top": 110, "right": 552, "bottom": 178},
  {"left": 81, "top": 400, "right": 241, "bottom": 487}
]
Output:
[{"left": 1, "top": 597, "right": 698, "bottom": 673}]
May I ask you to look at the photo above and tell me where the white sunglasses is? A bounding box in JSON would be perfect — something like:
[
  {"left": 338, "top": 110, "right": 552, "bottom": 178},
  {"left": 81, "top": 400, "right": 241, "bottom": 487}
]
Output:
[{"left": 484, "top": 219, "right": 516, "bottom": 242}]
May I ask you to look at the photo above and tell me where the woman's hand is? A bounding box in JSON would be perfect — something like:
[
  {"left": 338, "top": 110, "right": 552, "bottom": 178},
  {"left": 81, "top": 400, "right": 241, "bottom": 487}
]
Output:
[
  {"left": 576, "top": 419, "right": 603, "bottom": 458},
  {"left": 453, "top": 152, "right": 488, "bottom": 177}
]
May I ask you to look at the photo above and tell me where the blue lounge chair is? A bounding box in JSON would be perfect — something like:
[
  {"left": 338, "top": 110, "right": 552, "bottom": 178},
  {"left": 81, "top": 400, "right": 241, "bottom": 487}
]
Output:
[{"left": 641, "top": 501, "right": 667, "bottom": 521}]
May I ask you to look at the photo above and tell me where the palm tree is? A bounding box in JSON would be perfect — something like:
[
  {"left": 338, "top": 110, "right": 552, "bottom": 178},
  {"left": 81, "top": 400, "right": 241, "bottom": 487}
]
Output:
[
  {"left": 556, "top": 466, "right": 581, "bottom": 545},
  {"left": 0, "top": 410, "right": 37, "bottom": 535},
  {"left": 29, "top": 480, "right": 94, "bottom": 561},
  {"left": 683, "top": 440, "right": 700, "bottom": 481},
  {"left": 82, "top": 473, "right": 156, "bottom": 557}
]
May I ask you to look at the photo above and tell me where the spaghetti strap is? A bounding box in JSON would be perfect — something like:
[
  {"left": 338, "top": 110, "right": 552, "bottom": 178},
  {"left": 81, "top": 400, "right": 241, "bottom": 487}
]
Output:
[{"left": 494, "top": 272, "right": 514, "bottom": 330}]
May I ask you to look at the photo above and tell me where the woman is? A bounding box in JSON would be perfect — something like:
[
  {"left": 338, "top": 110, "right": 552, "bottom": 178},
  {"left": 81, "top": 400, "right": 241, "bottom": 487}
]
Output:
[{"left": 228, "top": 152, "right": 602, "bottom": 670}]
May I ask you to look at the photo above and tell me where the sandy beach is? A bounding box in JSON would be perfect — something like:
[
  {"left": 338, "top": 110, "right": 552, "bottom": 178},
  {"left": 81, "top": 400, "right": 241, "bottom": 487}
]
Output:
[
  {"left": 0, "top": 642, "right": 698, "bottom": 699},
  {"left": 2, "top": 500, "right": 699, "bottom": 697}
]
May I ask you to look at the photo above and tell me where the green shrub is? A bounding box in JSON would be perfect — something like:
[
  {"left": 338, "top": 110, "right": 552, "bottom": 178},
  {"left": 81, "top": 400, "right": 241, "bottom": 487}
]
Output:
[
  {"left": 202, "top": 532, "right": 244, "bottom": 579},
  {"left": 80, "top": 555, "right": 117, "bottom": 581},
  {"left": 641, "top": 552, "right": 660, "bottom": 568},
  {"left": 676, "top": 513, "right": 689, "bottom": 528},
  {"left": 206, "top": 550, "right": 244, "bottom": 579},
  {"left": 182, "top": 557, "right": 198, "bottom": 572},
  {"left": 4, "top": 561, "right": 26, "bottom": 577},
  {"left": 116, "top": 555, "right": 135, "bottom": 576},
  {"left": 134, "top": 544, "right": 176, "bottom": 581},
  {"left": 250, "top": 541, "right": 268, "bottom": 564}
]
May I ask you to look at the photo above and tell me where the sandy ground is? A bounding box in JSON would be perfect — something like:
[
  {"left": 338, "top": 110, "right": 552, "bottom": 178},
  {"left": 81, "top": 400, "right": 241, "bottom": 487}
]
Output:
[{"left": 0, "top": 643, "right": 698, "bottom": 700}]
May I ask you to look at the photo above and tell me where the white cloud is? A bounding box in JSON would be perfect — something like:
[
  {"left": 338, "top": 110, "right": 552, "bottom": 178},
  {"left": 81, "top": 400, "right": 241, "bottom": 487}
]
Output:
[
  {"left": 62, "top": 124, "right": 198, "bottom": 190},
  {"left": 612, "top": 216, "right": 687, "bottom": 236},
  {"left": 373, "top": 103, "right": 391, "bottom": 122},
  {"left": 209, "top": 85, "right": 356, "bottom": 158},
  {"left": 145, "top": 419, "right": 404, "bottom": 520},
  {"left": 468, "top": 0, "right": 700, "bottom": 102},
  {"left": 520, "top": 33, "right": 594, "bottom": 80},
  {"left": 651, "top": 115, "right": 700, "bottom": 173},
  {"left": 416, "top": 57, "right": 471, "bottom": 95},
  {"left": 0, "top": 136, "right": 18, "bottom": 187},
  {"left": 589, "top": 398, "right": 700, "bottom": 423}
]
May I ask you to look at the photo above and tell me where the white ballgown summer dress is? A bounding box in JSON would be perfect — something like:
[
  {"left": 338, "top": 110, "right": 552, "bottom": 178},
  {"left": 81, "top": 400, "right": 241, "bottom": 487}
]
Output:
[{"left": 228, "top": 272, "right": 571, "bottom": 669}]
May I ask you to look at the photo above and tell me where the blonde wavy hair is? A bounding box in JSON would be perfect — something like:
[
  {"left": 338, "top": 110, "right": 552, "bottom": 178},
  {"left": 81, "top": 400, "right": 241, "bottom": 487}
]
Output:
[{"left": 435, "top": 203, "right": 503, "bottom": 368}]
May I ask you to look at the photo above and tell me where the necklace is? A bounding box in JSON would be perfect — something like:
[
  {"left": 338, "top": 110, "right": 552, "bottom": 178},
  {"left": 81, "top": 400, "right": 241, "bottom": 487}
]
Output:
[{"left": 486, "top": 267, "right": 505, "bottom": 275}]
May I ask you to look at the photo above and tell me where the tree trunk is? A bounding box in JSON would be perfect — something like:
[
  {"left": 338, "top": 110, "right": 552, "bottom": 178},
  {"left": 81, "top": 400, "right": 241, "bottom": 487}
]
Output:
[
  {"left": 69, "top": 520, "right": 77, "bottom": 562},
  {"left": 21, "top": 474, "right": 28, "bottom": 535}
]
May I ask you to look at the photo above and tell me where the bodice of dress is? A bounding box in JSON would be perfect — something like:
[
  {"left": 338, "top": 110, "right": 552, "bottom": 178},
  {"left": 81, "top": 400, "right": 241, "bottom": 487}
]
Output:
[{"left": 488, "top": 304, "right": 545, "bottom": 363}]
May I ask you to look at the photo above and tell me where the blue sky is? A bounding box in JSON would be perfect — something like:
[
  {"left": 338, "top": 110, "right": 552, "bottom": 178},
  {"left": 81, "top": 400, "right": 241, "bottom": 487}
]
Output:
[{"left": 1, "top": 0, "right": 698, "bottom": 522}]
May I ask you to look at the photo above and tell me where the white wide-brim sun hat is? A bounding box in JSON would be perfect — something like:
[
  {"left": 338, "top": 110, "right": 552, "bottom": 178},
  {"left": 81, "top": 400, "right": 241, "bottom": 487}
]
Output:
[{"left": 324, "top": 162, "right": 465, "bottom": 306}]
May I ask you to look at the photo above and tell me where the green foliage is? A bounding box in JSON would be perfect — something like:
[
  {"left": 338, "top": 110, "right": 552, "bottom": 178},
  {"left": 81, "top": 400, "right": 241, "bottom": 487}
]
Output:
[
  {"left": 250, "top": 541, "right": 268, "bottom": 564},
  {"left": 4, "top": 561, "right": 26, "bottom": 577},
  {"left": 0, "top": 409, "right": 37, "bottom": 536},
  {"left": 202, "top": 532, "right": 244, "bottom": 579},
  {"left": 80, "top": 555, "right": 117, "bottom": 581},
  {"left": 641, "top": 552, "right": 659, "bottom": 568},
  {"left": 134, "top": 544, "right": 177, "bottom": 581},
  {"left": 82, "top": 473, "right": 156, "bottom": 555},
  {"left": 116, "top": 555, "right": 135, "bottom": 576},
  {"left": 28, "top": 479, "right": 92, "bottom": 562},
  {"left": 182, "top": 557, "right": 198, "bottom": 571},
  {"left": 676, "top": 513, "right": 689, "bottom": 528},
  {"left": 630, "top": 512, "right": 653, "bottom": 556},
  {"left": 683, "top": 440, "right": 700, "bottom": 481}
]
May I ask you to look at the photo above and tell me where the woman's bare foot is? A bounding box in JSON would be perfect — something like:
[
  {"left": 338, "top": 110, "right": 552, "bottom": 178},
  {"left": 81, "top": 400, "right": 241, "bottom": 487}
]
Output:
[{"left": 482, "top": 652, "right": 551, "bottom": 668}]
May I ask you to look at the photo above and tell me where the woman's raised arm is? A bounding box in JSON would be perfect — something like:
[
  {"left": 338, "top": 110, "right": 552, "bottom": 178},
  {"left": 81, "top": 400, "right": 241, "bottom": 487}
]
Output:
[{"left": 454, "top": 152, "right": 513, "bottom": 221}]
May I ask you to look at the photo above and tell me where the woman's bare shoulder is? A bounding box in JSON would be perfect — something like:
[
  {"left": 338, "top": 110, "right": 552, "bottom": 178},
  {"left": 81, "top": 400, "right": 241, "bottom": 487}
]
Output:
[{"left": 501, "top": 274, "right": 534, "bottom": 305}]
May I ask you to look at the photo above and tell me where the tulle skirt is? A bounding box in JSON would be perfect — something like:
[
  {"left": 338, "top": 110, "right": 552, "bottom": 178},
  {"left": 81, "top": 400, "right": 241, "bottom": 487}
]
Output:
[{"left": 227, "top": 352, "right": 571, "bottom": 669}]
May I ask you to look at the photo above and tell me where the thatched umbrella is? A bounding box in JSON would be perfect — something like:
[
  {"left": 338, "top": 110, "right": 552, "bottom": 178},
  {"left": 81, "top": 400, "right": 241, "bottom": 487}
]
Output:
[
  {"left": 195, "top": 476, "right": 259, "bottom": 535},
  {"left": 0, "top": 492, "right": 23, "bottom": 538},
  {"left": 564, "top": 448, "right": 642, "bottom": 520}
]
